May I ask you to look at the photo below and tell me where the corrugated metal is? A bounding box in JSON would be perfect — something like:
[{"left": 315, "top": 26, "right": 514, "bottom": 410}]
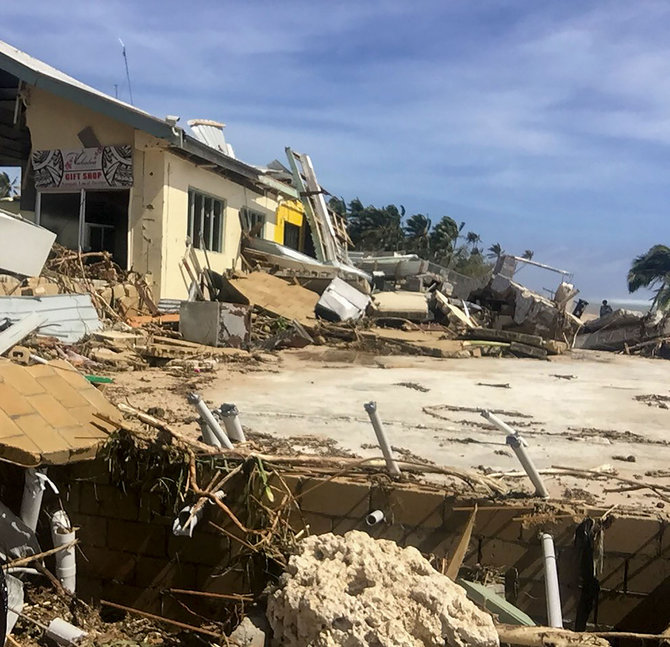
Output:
[
  {"left": 0, "top": 294, "right": 101, "bottom": 343},
  {"left": 188, "top": 119, "right": 234, "bottom": 156},
  {"left": 158, "top": 298, "right": 183, "bottom": 314}
]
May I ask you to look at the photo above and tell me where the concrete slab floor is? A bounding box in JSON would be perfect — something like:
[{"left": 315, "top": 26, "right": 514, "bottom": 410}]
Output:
[{"left": 199, "top": 348, "right": 670, "bottom": 511}]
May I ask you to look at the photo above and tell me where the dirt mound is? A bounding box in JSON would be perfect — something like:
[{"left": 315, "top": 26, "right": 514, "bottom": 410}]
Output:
[{"left": 267, "top": 530, "right": 499, "bottom": 647}]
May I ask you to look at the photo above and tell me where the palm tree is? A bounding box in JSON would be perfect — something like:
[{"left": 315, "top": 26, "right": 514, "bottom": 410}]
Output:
[
  {"left": 348, "top": 202, "right": 406, "bottom": 251},
  {"left": 628, "top": 245, "right": 670, "bottom": 311},
  {"left": 404, "top": 214, "right": 432, "bottom": 257},
  {"left": 487, "top": 242, "right": 504, "bottom": 261},
  {"left": 522, "top": 249, "right": 534, "bottom": 260},
  {"left": 430, "top": 216, "right": 460, "bottom": 265},
  {"left": 465, "top": 231, "right": 481, "bottom": 250}
]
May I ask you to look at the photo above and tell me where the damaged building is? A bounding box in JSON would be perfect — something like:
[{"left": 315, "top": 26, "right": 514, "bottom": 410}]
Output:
[
  {"left": 0, "top": 38, "right": 669, "bottom": 647},
  {"left": 0, "top": 40, "right": 331, "bottom": 301}
]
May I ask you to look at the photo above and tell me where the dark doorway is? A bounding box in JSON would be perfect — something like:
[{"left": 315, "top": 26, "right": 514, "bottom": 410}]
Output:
[
  {"left": 84, "top": 190, "right": 129, "bottom": 267},
  {"left": 39, "top": 192, "right": 81, "bottom": 249},
  {"left": 39, "top": 189, "right": 129, "bottom": 268}
]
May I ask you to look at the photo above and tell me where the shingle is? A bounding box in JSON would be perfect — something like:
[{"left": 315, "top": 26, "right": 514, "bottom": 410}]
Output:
[
  {"left": 14, "top": 413, "right": 73, "bottom": 453},
  {"left": 33, "top": 376, "right": 90, "bottom": 409},
  {"left": 0, "top": 409, "right": 26, "bottom": 439},
  {"left": 0, "top": 362, "right": 118, "bottom": 466},
  {"left": 0, "top": 362, "right": 46, "bottom": 396},
  {"left": 0, "top": 382, "right": 35, "bottom": 417},
  {"left": 29, "top": 393, "right": 81, "bottom": 429}
]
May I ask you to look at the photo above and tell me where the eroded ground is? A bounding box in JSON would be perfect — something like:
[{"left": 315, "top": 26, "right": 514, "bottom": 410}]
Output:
[{"left": 108, "top": 349, "right": 670, "bottom": 511}]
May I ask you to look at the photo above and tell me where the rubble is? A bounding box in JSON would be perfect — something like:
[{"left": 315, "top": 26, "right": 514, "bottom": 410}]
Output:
[
  {"left": 2, "top": 36, "right": 669, "bottom": 647},
  {"left": 267, "top": 530, "right": 500, "bottom": 647},
  {"left": 575, "top": 308, "right": 670, "bottom": 356}
]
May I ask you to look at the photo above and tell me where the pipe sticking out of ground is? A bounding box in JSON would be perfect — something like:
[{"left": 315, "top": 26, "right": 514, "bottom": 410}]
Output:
[
  {"left": 20, "top": 468, "right": 58, "bottom": 532},
  {"left": 187, "top": 393, "right": 233, "bottom": 449},
  {"left": 481, "top": 410, "right": 549, "bottom": 498},
  {"left": 217, "top": 404, "right": 246, "bottom": 443},
  {"left": 366, "top": 510, "right": 385, "bottom": 526},
  {"left": 364, "top": 401, "right": 401, "bottom": 477},
  {"left": 51, "top": 510, "right": 76, "bottom": 594},
  {"left": 540, "top": 532, "right": 563, "bottom": 628}
]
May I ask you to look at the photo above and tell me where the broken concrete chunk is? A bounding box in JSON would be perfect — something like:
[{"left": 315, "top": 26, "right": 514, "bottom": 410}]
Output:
[
  {"left": 267, "top": 530, "right": 499, "bottom": 647},
  {"left": 180, "top": 301, "right": 251, "bottom": 348},
  {"left": 229, "top": 615, "right": 269, "bottom": 647}
]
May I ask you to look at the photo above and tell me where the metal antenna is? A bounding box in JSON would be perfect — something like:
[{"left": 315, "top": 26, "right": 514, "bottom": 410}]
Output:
[{"left": 118, "top": 38, "right": 134, "bottom": 105}]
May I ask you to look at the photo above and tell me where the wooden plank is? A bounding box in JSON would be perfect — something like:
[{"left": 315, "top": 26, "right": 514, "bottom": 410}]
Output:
[
  {"left": 126, "top": 313, "right": 180, "bottom": 327},
  {"left": 447, "top": 504, "right": 477, "bottom": 579}
]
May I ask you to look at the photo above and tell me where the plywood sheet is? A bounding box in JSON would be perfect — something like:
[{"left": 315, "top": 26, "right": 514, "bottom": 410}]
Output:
[{"left": 223, "top": 272, "right": 318, "bottom": 326}]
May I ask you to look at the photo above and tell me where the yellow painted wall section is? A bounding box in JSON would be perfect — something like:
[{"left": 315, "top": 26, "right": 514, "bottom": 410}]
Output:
[
  {"left": 274, "top": 200, "right": 304, "bottom": 245},
  {"left": 25, "top": 87, "right": 134, "bottom": 149},
  {"left": 159, "top": 152, "right": 279, "bottom": 299}
]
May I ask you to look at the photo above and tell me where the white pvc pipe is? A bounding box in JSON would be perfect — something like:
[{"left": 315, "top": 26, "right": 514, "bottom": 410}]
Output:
[
  {"left": 481, "top": 410, "right": 549, "bottom": 499},
  {"left": 366, "top": 510, "right": 385, "bottom": 526},
  {"left": 6, "top": 568, "right": 40, "bottom": 575},
  {"left": 20, "top": 468, "right": 47, "bottom": 532},
  {"left": 541, "top": 533, "right": 563, "bottom": 628},
  {"left": 198, "top": 419, "right": 221, "bottom": 448},
  {"left": 218, "top": 404, "right": 246, "bottom": 443},
  {"left": 187, "top": 393, "right": 233, "bottom": 449},
  {"left": 45, "top": 618, "right": 87, "bottom": 646},
  {"left": 50, "top": 510, "right": 76, "bottom": 594},
  {"left": 364, "top": 402, "right": 401, "bottom": 477},
  {"left": 172, "top": 491, "right": 225, "bottom": 537}
]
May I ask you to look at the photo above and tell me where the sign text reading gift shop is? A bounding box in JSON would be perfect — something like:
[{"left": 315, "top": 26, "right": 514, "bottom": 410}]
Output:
[{"left": 32, "top": 146, "right": 133, "bottom": 190}]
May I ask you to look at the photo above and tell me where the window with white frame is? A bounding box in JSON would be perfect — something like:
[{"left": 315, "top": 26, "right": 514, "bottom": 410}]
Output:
[
  {"left": 188, "top": 188, "right": 224, "bottom": 252},
  {"left": 240, "top": 207, "right": 266, "bottom": 237}
]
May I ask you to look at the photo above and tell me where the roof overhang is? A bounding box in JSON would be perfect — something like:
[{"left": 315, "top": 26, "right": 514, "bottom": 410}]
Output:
[
  {"left": 0, "top": 42, "right": 181, "bottom": 144},
  {"left": 0, "top": 40, "right": 270, "bottom": 188}
]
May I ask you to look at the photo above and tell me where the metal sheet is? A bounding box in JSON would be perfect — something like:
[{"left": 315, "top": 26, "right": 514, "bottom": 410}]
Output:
[
  {"left": 0, "top": 210, "right": 56, "bottom": 276},
  {"left": 0, "top": 293, "right": 101, "bottom": 343}
]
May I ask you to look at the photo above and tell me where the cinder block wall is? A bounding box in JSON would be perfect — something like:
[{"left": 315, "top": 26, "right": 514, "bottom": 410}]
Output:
[{"left": 20, "top": 459, "right": 666, "bottom": 630}]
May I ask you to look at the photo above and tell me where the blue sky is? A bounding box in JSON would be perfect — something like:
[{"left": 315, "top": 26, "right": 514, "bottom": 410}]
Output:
[{"left": 3, "top": 0, "right": 668, "bottom": 301}]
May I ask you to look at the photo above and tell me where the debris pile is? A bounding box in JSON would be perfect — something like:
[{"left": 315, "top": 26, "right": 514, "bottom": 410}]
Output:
[
  {"left": 575, "top": 308, "right": 670, "bottom": 356},
  {"left": 267, "top": 530, "right": 500, "bottom": 647},
  {"left": 40, "top": 244, "right": 159, "bottom": 322}
]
